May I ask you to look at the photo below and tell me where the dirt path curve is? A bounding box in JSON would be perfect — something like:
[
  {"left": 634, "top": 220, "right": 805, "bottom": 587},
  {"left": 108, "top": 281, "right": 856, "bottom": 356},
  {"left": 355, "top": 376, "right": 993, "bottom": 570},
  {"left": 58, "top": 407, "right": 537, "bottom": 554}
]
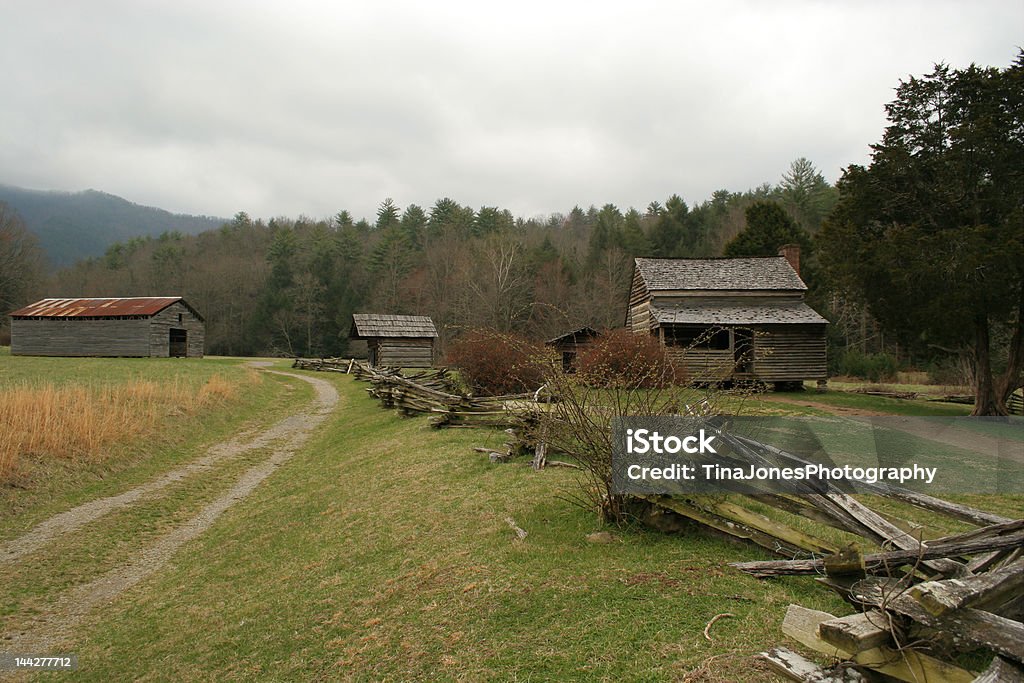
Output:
[{"left": 0, "top": 365, "right": 338, "bottom": 657}]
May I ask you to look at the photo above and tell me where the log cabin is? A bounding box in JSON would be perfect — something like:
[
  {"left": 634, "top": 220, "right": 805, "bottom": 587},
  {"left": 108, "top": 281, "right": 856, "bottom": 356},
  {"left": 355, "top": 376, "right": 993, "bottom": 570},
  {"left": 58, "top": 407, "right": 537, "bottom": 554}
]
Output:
[
  {"left": 10, "top": 297, "right": 205, "bottom": 357},
  {"left": 349, "top": 313, "right": 438, "bottom": 368},
  {"left": 626, "top": 247, "right": 827, "bottom": 387},
  {"left": 545, "top": 327, "right": 599, "bottom": 373}
]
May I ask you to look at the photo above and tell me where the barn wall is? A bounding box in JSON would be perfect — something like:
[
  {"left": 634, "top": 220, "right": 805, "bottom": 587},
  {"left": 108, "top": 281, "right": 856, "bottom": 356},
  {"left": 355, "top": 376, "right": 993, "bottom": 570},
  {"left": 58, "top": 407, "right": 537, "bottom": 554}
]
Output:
[
  {"left": 10, "top": 317, "right": 151, "bottom": 356},
  {"left": 148, "top": 302, "right": 205, "bottom": 358},
  {"left": 752, "top": 325, "right": 827, "bottom": 381},
  {"left": 370, "top": 337, "right": 434, "bottom": 368}
]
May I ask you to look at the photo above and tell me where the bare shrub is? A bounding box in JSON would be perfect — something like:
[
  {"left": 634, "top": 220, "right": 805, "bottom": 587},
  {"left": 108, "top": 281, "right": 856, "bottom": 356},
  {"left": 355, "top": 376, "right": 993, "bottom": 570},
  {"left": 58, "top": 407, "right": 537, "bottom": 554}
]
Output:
[
  {"left": 577, "top": 328, "right": 681, "bottom": 388},
  {"left": 446, "top": 329, "right": 548, "bottom": 396},
  {"left": 536, "top": 329, "right": 749, "bottom": 524}
]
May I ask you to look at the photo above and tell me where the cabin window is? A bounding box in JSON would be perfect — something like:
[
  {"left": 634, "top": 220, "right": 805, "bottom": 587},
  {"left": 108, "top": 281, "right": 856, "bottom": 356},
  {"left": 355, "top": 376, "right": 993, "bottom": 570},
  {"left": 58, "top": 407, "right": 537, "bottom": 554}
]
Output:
[
  {"left": 664, "top": 326, "right": 730, "bottom": 350},
  {"left": 178, "top": 313, "right": 183, "bottom": 324}
]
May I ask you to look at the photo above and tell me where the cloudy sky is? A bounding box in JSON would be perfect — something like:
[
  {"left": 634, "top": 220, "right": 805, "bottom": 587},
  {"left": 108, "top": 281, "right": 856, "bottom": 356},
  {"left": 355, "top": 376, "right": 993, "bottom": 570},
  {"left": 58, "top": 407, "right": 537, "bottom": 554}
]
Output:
[{"left": 1, "top": 1, "right": 1021, "bottom": 223}]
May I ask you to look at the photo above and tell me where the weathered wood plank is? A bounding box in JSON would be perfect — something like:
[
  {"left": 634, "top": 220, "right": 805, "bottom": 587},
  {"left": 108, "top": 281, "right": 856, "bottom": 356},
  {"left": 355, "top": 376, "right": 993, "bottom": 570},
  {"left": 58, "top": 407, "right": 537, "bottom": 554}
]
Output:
[
  {"left": 817, "top": 610, "right": 891, "bottom": 654},
  {"left": 782, "top": 604, "right": 976, "bottom": 683},
  {"left": 910, "top": 558, "right": 1024, "bottom": 616},
  {"left": 850, "top": 578, "right": 1024, "bottom": 664},
  {"left": 759, "top": 647, "right": 864, "bottom": 682},
  {"left": 732, "top": 530, "right": 1024, "bottom": 578},
  {"left": 973, "top": 656, "right": 1024, "bottom": 683}
]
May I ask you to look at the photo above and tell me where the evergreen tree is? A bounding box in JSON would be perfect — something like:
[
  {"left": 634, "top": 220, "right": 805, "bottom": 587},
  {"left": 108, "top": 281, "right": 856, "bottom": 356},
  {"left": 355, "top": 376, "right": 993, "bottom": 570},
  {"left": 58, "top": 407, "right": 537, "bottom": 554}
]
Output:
[
  {"left": 376, "top": 198, "right": 400, "bottom": 230},
  {"left": 724, "top": 200, "right": 811, "bottom": 258},
  {"left": 400, "top": 204, "right": 427, "bottom": 250},
  {"left": 821, "top": 54, "right": 1024, "bottom": 414}
]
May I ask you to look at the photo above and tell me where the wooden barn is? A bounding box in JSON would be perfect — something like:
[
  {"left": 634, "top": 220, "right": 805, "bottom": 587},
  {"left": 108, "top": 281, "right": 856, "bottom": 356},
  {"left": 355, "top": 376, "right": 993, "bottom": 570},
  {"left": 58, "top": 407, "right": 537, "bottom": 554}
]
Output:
[
  {"left": 349, "top": 313, "right": 437, "bottom": 368},
  {"left": 546, "top": 327, "right": 599, "bottom": 373},
  {"left": 626, "top": 247, "right": 827, "bottom": 386},
  {"left": 10, "top": 297, "right": 205, "bottom": 358}
]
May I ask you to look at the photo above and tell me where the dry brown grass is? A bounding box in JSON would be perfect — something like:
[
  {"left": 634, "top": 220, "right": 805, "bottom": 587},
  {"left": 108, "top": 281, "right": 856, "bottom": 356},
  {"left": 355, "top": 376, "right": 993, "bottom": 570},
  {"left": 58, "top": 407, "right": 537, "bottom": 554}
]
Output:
[{"left": 0, "top": 374, "right": 242, "bottom": 481}]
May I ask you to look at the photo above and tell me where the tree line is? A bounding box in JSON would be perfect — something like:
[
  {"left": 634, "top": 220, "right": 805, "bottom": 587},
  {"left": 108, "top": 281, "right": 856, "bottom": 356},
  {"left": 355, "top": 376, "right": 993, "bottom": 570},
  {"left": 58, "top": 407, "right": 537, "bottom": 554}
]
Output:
[{"left": 38, "top": 157, "right": 835, "bottom": 359}]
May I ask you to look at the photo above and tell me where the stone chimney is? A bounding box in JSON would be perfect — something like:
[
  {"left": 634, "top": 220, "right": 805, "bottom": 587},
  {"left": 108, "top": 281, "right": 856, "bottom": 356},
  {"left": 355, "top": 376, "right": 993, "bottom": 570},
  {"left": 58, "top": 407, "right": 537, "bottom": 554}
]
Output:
[{"left": 778, "top": 243, "right": 800, "bottom": 276}]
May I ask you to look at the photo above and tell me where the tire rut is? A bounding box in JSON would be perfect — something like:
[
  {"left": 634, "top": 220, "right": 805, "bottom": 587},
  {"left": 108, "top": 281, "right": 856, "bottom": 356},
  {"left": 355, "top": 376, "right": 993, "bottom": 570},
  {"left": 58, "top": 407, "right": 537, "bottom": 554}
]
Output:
[{"left": 0, "top": 367, "right": 338, "bottom": 657}]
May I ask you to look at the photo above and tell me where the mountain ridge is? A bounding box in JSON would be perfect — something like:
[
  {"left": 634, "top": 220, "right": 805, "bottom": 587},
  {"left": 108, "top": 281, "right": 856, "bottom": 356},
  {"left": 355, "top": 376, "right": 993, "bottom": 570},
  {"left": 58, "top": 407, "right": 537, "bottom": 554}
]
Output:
[{"left": 0, "top": 183, "right": 227, "bottom": 268}]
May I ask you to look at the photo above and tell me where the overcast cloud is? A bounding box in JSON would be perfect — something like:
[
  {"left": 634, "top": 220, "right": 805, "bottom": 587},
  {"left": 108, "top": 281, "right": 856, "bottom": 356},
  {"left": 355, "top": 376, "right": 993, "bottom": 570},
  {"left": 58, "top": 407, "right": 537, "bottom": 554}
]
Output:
[{"left": 1, "top": 1, "right": 1021, "bottom": 222}]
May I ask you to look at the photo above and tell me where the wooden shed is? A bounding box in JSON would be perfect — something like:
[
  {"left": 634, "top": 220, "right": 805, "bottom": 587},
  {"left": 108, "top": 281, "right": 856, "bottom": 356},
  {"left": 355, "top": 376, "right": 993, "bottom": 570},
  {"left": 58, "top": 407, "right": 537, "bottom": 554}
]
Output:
[
  {"left": 546, "top": 327, "right": 599, "bottom": 373},
  {"left": 626, "top": 250, "right": 827, "bottom": 386},
  {"left": 10, "top": 297, "right": 205, "bottom": 358},
  {"left": 349, "top": 313, "right": 437, "bottom": 368}
]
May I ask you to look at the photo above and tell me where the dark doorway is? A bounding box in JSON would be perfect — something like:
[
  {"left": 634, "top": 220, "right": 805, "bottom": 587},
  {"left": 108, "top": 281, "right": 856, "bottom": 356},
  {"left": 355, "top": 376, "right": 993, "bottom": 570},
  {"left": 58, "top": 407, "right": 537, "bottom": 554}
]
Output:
[
  {"left": 733, "top": 328, "right": 754, "bottom": 374},
  {"left": 562, "top": 351, "right": 577, "bottom": 373},
  {"left": 169, "top": 328, "right": 188, "bottom": 357}
]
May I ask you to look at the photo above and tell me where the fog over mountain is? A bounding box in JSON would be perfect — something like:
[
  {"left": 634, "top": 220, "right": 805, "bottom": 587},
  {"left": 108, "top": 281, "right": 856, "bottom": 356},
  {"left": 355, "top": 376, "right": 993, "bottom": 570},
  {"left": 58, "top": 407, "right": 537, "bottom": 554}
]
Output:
[{"left": 0, "top": 184, "right": 225, "bottom": 268}]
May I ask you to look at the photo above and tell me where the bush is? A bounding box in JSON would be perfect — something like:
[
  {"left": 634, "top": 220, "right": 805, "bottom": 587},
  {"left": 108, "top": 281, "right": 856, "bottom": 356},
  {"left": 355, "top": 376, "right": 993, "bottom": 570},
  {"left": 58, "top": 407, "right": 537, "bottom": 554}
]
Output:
[
  {"left": 577, "top": 328, "right": 680, "bottom": 388},
  {"left": 446, "top": 329, "right": 547, "bottom": 396},
  {"left": 837, "top": 350, "right": 898, "bottom": 382}
]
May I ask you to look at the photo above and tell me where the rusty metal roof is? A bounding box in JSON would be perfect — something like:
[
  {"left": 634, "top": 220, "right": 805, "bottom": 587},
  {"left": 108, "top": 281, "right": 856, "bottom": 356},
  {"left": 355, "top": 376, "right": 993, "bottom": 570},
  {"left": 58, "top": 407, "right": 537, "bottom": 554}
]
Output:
[{"left": 10, "top": 297, "right": 199, "bottom": 320}]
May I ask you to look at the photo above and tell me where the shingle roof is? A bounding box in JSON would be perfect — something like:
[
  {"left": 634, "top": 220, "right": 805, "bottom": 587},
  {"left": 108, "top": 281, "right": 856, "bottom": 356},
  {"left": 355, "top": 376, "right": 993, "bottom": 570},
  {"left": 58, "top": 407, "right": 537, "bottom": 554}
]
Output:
[
  {"left": 10, "top": 297, "right": 202, "bottom": 320},
  {"left": 350, "top": 313, "right": 438, "bottom": 339},
  {"left": 634, "top": 257, "right": 807, "bottom": 291},
  {"left": 650, "top": 302, "right": 828, "bottom": 326},
  {"left": 545, "top": 327, "right": 598, "bottom": 345}
]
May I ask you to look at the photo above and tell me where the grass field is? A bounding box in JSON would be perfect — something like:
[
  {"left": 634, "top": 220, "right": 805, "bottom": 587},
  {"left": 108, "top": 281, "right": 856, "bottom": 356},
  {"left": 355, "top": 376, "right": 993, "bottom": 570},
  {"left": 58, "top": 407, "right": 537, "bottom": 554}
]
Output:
[{"left": 1, "top": 353, "right": 1020, "bottom": 681}]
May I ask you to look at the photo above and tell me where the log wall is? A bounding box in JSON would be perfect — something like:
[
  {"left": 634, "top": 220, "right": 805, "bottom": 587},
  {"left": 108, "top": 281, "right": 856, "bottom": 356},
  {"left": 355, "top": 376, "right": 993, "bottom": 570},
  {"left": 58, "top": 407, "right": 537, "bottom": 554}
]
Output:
[
  {"left": 369, "top": 337, "right": 434, "bottom": 368},
  {"left": 753, "top": 324, "right": 827, "bottom": 381},
  {"left": 662, "top": 325, "right": 827, "bottom": 382}
]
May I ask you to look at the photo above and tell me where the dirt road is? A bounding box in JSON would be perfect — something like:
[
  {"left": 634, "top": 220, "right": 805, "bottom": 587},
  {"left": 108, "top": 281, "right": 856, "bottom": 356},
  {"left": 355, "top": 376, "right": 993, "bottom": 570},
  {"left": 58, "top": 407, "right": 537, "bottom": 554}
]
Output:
[{"left": 0, "top": 365, "right": 338, "bottom": 658}]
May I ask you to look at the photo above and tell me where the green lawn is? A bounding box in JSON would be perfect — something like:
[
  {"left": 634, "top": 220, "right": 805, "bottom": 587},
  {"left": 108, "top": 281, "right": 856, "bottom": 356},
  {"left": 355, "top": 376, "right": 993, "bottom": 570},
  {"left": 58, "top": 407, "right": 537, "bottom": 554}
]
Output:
[
  {"left": 2, "top": 357, "right": 1018, "bottom": 681},
  {"left": 29, "top": 370, "right": 841, "bottom": 681},
  {"left": 773, "top": 384, "right": 974, "bottom": 416}
]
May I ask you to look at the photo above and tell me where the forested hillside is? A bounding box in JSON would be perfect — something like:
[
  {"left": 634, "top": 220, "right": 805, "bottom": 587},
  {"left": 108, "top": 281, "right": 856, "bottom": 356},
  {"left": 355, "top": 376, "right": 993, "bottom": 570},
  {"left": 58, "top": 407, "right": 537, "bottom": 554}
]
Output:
[
  {"left": 51, "top": 159, "right": 837, "bottom": 357},
  {"left": 0, "top": 184, "right": 224, "bottom": 267}
]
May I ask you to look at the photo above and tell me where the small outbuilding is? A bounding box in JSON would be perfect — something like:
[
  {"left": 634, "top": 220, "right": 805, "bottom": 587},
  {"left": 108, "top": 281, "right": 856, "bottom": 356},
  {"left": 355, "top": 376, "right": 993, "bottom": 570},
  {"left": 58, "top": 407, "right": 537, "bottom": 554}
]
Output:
[
  {"left": 349, "top": 313, "right": 438, "bottom": 368},
  {"left": 546, "top": 327, "right": 599, "bottom": 373},
  {"left": 10, "top": 297, "right": 205, "bottom": 357}
]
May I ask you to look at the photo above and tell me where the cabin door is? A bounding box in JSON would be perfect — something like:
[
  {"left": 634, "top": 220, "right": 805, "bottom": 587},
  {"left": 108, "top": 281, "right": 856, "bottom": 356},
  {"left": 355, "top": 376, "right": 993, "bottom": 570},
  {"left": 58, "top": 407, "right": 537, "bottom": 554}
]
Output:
[
  {"left": 169, "top": 328, "right": 188, "bottom": 357},
  {"left": 733, "top": 328, "right": 754, "bottom": 374},
  {"left": 562, "top": 351, "right": 577, "bottom": 373}
]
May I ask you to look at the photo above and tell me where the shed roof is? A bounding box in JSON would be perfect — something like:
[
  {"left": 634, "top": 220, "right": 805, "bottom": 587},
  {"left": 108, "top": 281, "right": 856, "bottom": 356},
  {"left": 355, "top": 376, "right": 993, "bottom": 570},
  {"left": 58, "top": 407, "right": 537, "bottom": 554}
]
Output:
[
  {"left": 634, "top": 257, "right": 806, "bottom": 291},
  {"left": 350, "top": 313, "right": 438, "bottom": 339},
  {"left": 10, "top": 297, "right": 203, "bottom": 321},
  {"left": 545, "top": 327, "right": 599, "bottom": 345},
  {"left": 650, "top": 301, "right": 827, "bottom": 326}
]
